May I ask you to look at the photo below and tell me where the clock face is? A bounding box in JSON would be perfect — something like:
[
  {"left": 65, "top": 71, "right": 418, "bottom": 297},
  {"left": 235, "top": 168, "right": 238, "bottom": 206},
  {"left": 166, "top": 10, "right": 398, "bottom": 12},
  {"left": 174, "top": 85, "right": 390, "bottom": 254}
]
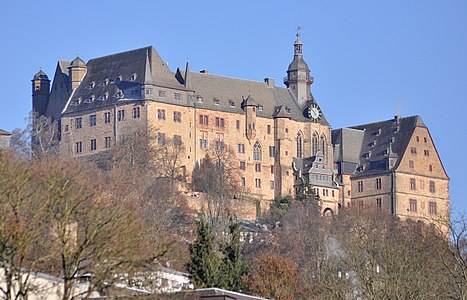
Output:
[{"left": 308, "top": 104, "right": 321, "bottom": 121}]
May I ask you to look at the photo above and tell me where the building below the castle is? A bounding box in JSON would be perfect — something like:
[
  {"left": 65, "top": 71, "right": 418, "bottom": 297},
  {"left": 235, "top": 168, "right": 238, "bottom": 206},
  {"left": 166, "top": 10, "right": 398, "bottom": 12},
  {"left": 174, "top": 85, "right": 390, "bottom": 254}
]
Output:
[{"left": 31, "top": 34, "right": 449, "bottom": 223}]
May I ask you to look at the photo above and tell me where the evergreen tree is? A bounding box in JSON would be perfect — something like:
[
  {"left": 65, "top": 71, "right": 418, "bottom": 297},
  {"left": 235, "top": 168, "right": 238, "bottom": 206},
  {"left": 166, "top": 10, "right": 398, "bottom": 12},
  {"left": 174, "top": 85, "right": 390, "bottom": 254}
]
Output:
[
  {"left": 187, "top": 212, "right": 222, "bottom": 288},
  {"left": 220, "top": 218, "right": 250, "bottom": 291}
]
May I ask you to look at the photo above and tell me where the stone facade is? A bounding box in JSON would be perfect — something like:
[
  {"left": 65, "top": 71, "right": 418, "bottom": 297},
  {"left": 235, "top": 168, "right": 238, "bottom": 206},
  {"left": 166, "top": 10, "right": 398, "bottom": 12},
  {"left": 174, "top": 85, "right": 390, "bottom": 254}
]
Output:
[{"left": 32, "top": 35, "right": 448, "bottom": 223}]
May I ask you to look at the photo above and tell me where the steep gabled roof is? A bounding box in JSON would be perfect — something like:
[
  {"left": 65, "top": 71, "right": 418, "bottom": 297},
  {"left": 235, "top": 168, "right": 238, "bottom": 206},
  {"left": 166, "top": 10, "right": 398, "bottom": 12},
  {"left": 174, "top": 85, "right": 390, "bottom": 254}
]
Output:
[
  {"left": 63, "top": 46, "right": 185, "bottom": 114},
  {"left": 46, "top": 61, "right": 71, "bottom": 120},
  {"left": 333, "top": 115, "right": 426, "bottom": 178}
]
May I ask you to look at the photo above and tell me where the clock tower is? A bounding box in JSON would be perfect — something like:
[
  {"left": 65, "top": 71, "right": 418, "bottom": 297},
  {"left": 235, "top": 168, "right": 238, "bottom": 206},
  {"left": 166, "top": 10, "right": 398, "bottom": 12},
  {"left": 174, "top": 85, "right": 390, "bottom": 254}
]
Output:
[{"left": 284, "top": 29, "right": 314, "bottom": 109}]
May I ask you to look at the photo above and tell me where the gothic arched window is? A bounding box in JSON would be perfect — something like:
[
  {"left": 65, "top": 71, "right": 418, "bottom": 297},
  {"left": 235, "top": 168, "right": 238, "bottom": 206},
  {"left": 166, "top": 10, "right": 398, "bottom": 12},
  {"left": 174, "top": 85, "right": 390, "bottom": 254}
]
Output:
[
  {"left": 296, "top": 132, "right": 303, "bottom": 158},
  {"left": 312, "top": 133, "right": 319, "bottom": 156},
  {"left": 320, "top": 134, "right": 327, "bottom": 161},
  {"left": 253, "top": 140, "right": 262, "bottom": 161}
]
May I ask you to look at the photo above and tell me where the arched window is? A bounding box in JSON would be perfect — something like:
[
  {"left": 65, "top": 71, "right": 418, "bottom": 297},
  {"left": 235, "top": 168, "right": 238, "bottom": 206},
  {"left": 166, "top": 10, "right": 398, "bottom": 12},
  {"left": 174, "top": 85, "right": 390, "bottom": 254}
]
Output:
[
  {"left": 296, "top": 132, "right": 303, "bottom": 158},
  {"left": 312, "top": 133, "right": 319, "bottom": 156},
  {"left": 320, "top": 134, "right": 327, "bottom": 161},
  {"left": 253, "top": 140, "right": 262, "bottom": 161}
]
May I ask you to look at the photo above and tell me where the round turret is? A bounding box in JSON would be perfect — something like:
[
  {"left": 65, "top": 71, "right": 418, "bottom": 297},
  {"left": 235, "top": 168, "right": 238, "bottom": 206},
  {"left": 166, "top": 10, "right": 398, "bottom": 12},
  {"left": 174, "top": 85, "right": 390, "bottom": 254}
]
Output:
[{"left": 33, "top": 69, "right": 49, "bottom": 81}]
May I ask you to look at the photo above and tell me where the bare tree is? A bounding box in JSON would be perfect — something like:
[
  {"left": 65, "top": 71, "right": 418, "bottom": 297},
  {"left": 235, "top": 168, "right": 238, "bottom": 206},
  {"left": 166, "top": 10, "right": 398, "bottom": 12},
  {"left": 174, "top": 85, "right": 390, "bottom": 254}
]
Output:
[
  {"left": 0, "top": 151, "right": 51, "bottom": 300},
  {"left": 192, "top": 144, "right": 241, "bottom": 234}
]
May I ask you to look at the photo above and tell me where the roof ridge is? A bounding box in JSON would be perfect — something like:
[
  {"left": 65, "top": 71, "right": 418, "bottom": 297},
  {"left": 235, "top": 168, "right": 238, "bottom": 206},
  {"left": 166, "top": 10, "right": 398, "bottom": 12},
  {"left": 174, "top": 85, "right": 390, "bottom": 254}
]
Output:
[
  {"left": 87, "top": 46, "right": 153, "bottom": 62},
  {"left": 188, "top": 70, "right": 283, "bottom": 86},
  {"left": 350, "top": 115, "right": 422, "bottom": 129}
]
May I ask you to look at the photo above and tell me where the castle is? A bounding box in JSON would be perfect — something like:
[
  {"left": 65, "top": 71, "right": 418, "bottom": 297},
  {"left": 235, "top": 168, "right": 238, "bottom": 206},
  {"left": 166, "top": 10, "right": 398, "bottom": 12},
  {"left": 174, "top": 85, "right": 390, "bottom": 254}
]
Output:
[{"left": 32, "top": 34, "right": 449, "bottom": 222}]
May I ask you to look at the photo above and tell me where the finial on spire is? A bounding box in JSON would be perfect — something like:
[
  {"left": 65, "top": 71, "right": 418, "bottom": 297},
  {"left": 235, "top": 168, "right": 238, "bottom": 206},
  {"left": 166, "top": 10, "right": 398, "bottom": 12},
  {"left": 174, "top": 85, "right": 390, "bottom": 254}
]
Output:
[{"left": 296, "top": 25, "right": 302, "bottom": 38}]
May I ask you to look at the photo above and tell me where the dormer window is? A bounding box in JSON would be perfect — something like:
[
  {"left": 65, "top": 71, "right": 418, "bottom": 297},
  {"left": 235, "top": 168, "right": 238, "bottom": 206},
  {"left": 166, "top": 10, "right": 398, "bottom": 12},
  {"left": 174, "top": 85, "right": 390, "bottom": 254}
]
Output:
[
  {"left": 115, "top": 90, "right": 123, "bottom": 99},
  {"left": 258, "top": 105, "right": 263, "bottom": 112},
  {"left": 88, "top": 81, "right": 95, "bottom": 89},
  {"left": 116, "top": 76, "right": 122, "bottom": 82},
  {"left": 129, "top": 73, "right": 136, "bottom": 81},
  {"left": 197, "top": 96, "right": 203, "bottom": 103},
  {"left": 229, "top": 100, "right": 235, "bottom": 107},
  {"left": 376, "top": 129, "right": 381, "bottom": 136},
  {"left": 159, "top": 90, "right": 166, "bottom": 97},
  {"left": 214, "top": 98, "right": 220, "bottom": 105},
  {"left": 174, "top": 93, "right": 181, "bottom": 100}
]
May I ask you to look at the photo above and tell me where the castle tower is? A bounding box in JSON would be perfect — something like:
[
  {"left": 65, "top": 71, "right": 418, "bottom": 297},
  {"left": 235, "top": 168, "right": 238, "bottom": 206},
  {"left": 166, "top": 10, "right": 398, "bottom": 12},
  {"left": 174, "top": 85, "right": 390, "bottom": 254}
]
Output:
[
  {"left": 68, "top": 56, "right": 87, "bottom": 90},
  {"left": 243, "top": 94, "right": 257, "bottom": 140},
  {"left": 32, "top": 70, "right": 50, "bottom": 117},
  {"left": 284, "top": 30, "right": 313, "bottom": 109}
]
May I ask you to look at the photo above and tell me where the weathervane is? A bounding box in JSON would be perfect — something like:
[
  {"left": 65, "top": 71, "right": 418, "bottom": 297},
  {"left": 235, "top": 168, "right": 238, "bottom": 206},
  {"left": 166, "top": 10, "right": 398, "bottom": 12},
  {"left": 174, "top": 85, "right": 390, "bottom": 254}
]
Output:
[{"left": 296, "top": 25, "right": 302, "bottom": 38}]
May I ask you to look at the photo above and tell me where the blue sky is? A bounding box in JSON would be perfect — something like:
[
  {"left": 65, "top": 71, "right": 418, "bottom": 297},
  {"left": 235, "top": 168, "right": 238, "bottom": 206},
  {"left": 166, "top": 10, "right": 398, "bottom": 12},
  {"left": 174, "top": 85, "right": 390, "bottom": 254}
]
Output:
[{"left": 0, "top": 0, "right": 466, "bottom": 213}]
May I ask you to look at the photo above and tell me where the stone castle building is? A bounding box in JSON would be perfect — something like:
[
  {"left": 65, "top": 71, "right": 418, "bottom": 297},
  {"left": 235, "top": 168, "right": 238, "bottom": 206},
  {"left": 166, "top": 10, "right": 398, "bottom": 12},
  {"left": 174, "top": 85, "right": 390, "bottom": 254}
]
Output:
[{"left": 31, "top": 34, "right": 449, "bottom": 221}]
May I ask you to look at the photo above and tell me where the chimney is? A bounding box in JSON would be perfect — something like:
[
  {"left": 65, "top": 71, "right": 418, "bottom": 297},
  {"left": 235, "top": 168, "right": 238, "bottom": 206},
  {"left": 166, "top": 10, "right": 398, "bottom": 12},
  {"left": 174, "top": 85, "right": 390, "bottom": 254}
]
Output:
[
  {"left": 200, "top": 69, "right": 209, "bottom": 74},
  {"left": 264, "top": 77, "right": 275, "bottom": 87},
  {"left": 394, "top": 115, "right": 401, "bottom": 124}
]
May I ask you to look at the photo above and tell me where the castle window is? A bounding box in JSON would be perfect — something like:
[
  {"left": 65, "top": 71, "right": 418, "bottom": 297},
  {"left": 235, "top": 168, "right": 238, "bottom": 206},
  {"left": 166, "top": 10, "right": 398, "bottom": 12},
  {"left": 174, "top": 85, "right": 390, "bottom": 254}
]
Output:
[
  {"left": 90, "top": 139, "right": 97, "bottom": 151},
  {"left": 159, "top": 90, "right": 166, "bottom": 97},
  {"left": 255, "top": 178, "right": 261, "bottom": 188},
  {"left": 236, "top": 120, "right": 240, "bottom": 130},
  {"left": 410, "top": 178, "right": 416, "bottom": 190},
  {"left": 173, "top": 135, "right": 182, "bottom": 146},
  {"left": 174, "top": 111, "right": 182, "bottom": 123},
  {"left": 253, "top": 141, "right": 262, "bottom": 161},
  {"left": 312, "top": 133, "right": 318, "bottom": 156},
  {"left": 410, "top": 147, "right": 417, "bottom": 154},
  {"left": 199, "top": 115, "right": 208, "bottom": 125},
  {"left": 270, "top": 181, "right": 274, "bottom": 189},
  {"left": 416, "top": 136, "right": 420, "bottom": 142},
  {"left": 157, "top": 132, "right": 166, "bottom": 145},
  {"left": 269, "top": 146, "right": 275, "bottom": 157},
  {"left": 75, "top": 142, "right": 82, "bottom": 154},
  {"left": 238, "top": 144, "right": 245, "bottom": 153},
  {"left": 64, "top": 125, "right": 69, "bottom": 132},
  {"left": 104, "top": 137, "right": 111, "bottom": 148},
  {"left": 174, "top": 93, "right": 181, "bottom": 100},
  {"left": 267, "top": 125, "right": 271, "bottom": 134},
  {"left": 215, "top": 140, "right": 224, "bottom": 151},
  {"left": 429, "top": 181, "right": 436, "bottom": 193},
  {"left": 133, "top": 106, "right": 140, "bottom": 119},
  {"left": 215, "top": 117, "right": 225, "bottom": 127},
  {"left": 376, "top": 198, "right": 382, "bottom": 210},
  {"left": 118, "top": 110, "right": 125, "bottom": 121},
  {"left": 409, "top": 199, "right": 417, "bottom": 212},
  {"left": 240, "top": 161, "right": 246, "bottom": 170},
  {"left": 376, "top": 178, "right": 382, "bottom": 190},
  {"left": 424, "top": 149, "right": 430, "bottom": 156},
  {"left": 320, "top": 135, "right": 327, "bottom": 160},
  {"left": 409, "top": 160, "right": 414, "bottom": 168},
  {"left": 75, "top": 117, "right": 82, "bottom": 129},
  {"left": 424, "top": 137, "right": 427, "bottom": 143},
  {"left": 285, "top": 128, "right": 288, "bottom": 133},
  {"left": 104, "top": 112, "right": 111, "bottom": 124},
  {"left": 357, "top": 181, "right": 364, "bottom": 192},
  {"left": 255, "top": 163, "right": 261, "bottom": 172},
  {"left": 199, "top": 131, "right": 208, "bottom": 149},
  {"left": 429, "top": 164, "right": 433, "bottom": 172},
  {"left": 429, "top": 202, "right": 437, "bottom": 215},
  {"left": 157, "top": 109, "right": 166, "bottom": 120},
  {"left": 241, "top": 177, "right": 246, "bottom": 187},
  {"left": 270, "top": 165, "right": 274, "bottom": 173},
  {"left": 297, "top": 133, "right": 303, "bottom": 158},
  {"left": 89, "top": 114, "right": 96, "bottom": 126}
]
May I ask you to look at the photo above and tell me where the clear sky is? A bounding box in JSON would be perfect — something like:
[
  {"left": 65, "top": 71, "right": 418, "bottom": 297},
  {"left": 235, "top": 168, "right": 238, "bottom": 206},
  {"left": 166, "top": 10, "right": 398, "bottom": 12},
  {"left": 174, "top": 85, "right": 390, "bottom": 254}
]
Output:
[{"left": 0, "top": 0, "right": 466, "bottom": 213}]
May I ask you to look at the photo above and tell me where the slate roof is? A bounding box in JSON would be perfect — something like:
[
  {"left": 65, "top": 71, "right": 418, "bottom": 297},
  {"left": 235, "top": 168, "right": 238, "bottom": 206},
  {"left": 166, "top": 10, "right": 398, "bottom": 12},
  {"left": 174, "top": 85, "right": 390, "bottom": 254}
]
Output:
[
  {"left": 46, "top": 61, "right": 71, "bottom": 120},
  {"left": 333, "top": 115, "right": 426, "bottom": 178},
  {"left": 63, "top": 46, "right": 184, "bottom": 115},
  {"left": 0, "top": 129, "right": 11, "bottom": 135},
  {"left": 60, "top": 45, "right": 329, "bottom": 125},
  {"left": 33, "top": 70, "right": 49, "bottom": 81}
]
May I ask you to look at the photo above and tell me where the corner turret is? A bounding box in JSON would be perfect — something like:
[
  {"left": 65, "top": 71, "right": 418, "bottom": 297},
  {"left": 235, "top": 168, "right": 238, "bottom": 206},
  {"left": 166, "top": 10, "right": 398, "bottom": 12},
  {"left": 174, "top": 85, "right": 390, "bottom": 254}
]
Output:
[
  {"left": 68, "top": 56, "right": 87, "bottom": 90},
  {"left": 32, "top": 69, "right": 50, "bottom": 116},
  {"left": 242, "top": 94, "right": 257, "bottom": 140}
]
